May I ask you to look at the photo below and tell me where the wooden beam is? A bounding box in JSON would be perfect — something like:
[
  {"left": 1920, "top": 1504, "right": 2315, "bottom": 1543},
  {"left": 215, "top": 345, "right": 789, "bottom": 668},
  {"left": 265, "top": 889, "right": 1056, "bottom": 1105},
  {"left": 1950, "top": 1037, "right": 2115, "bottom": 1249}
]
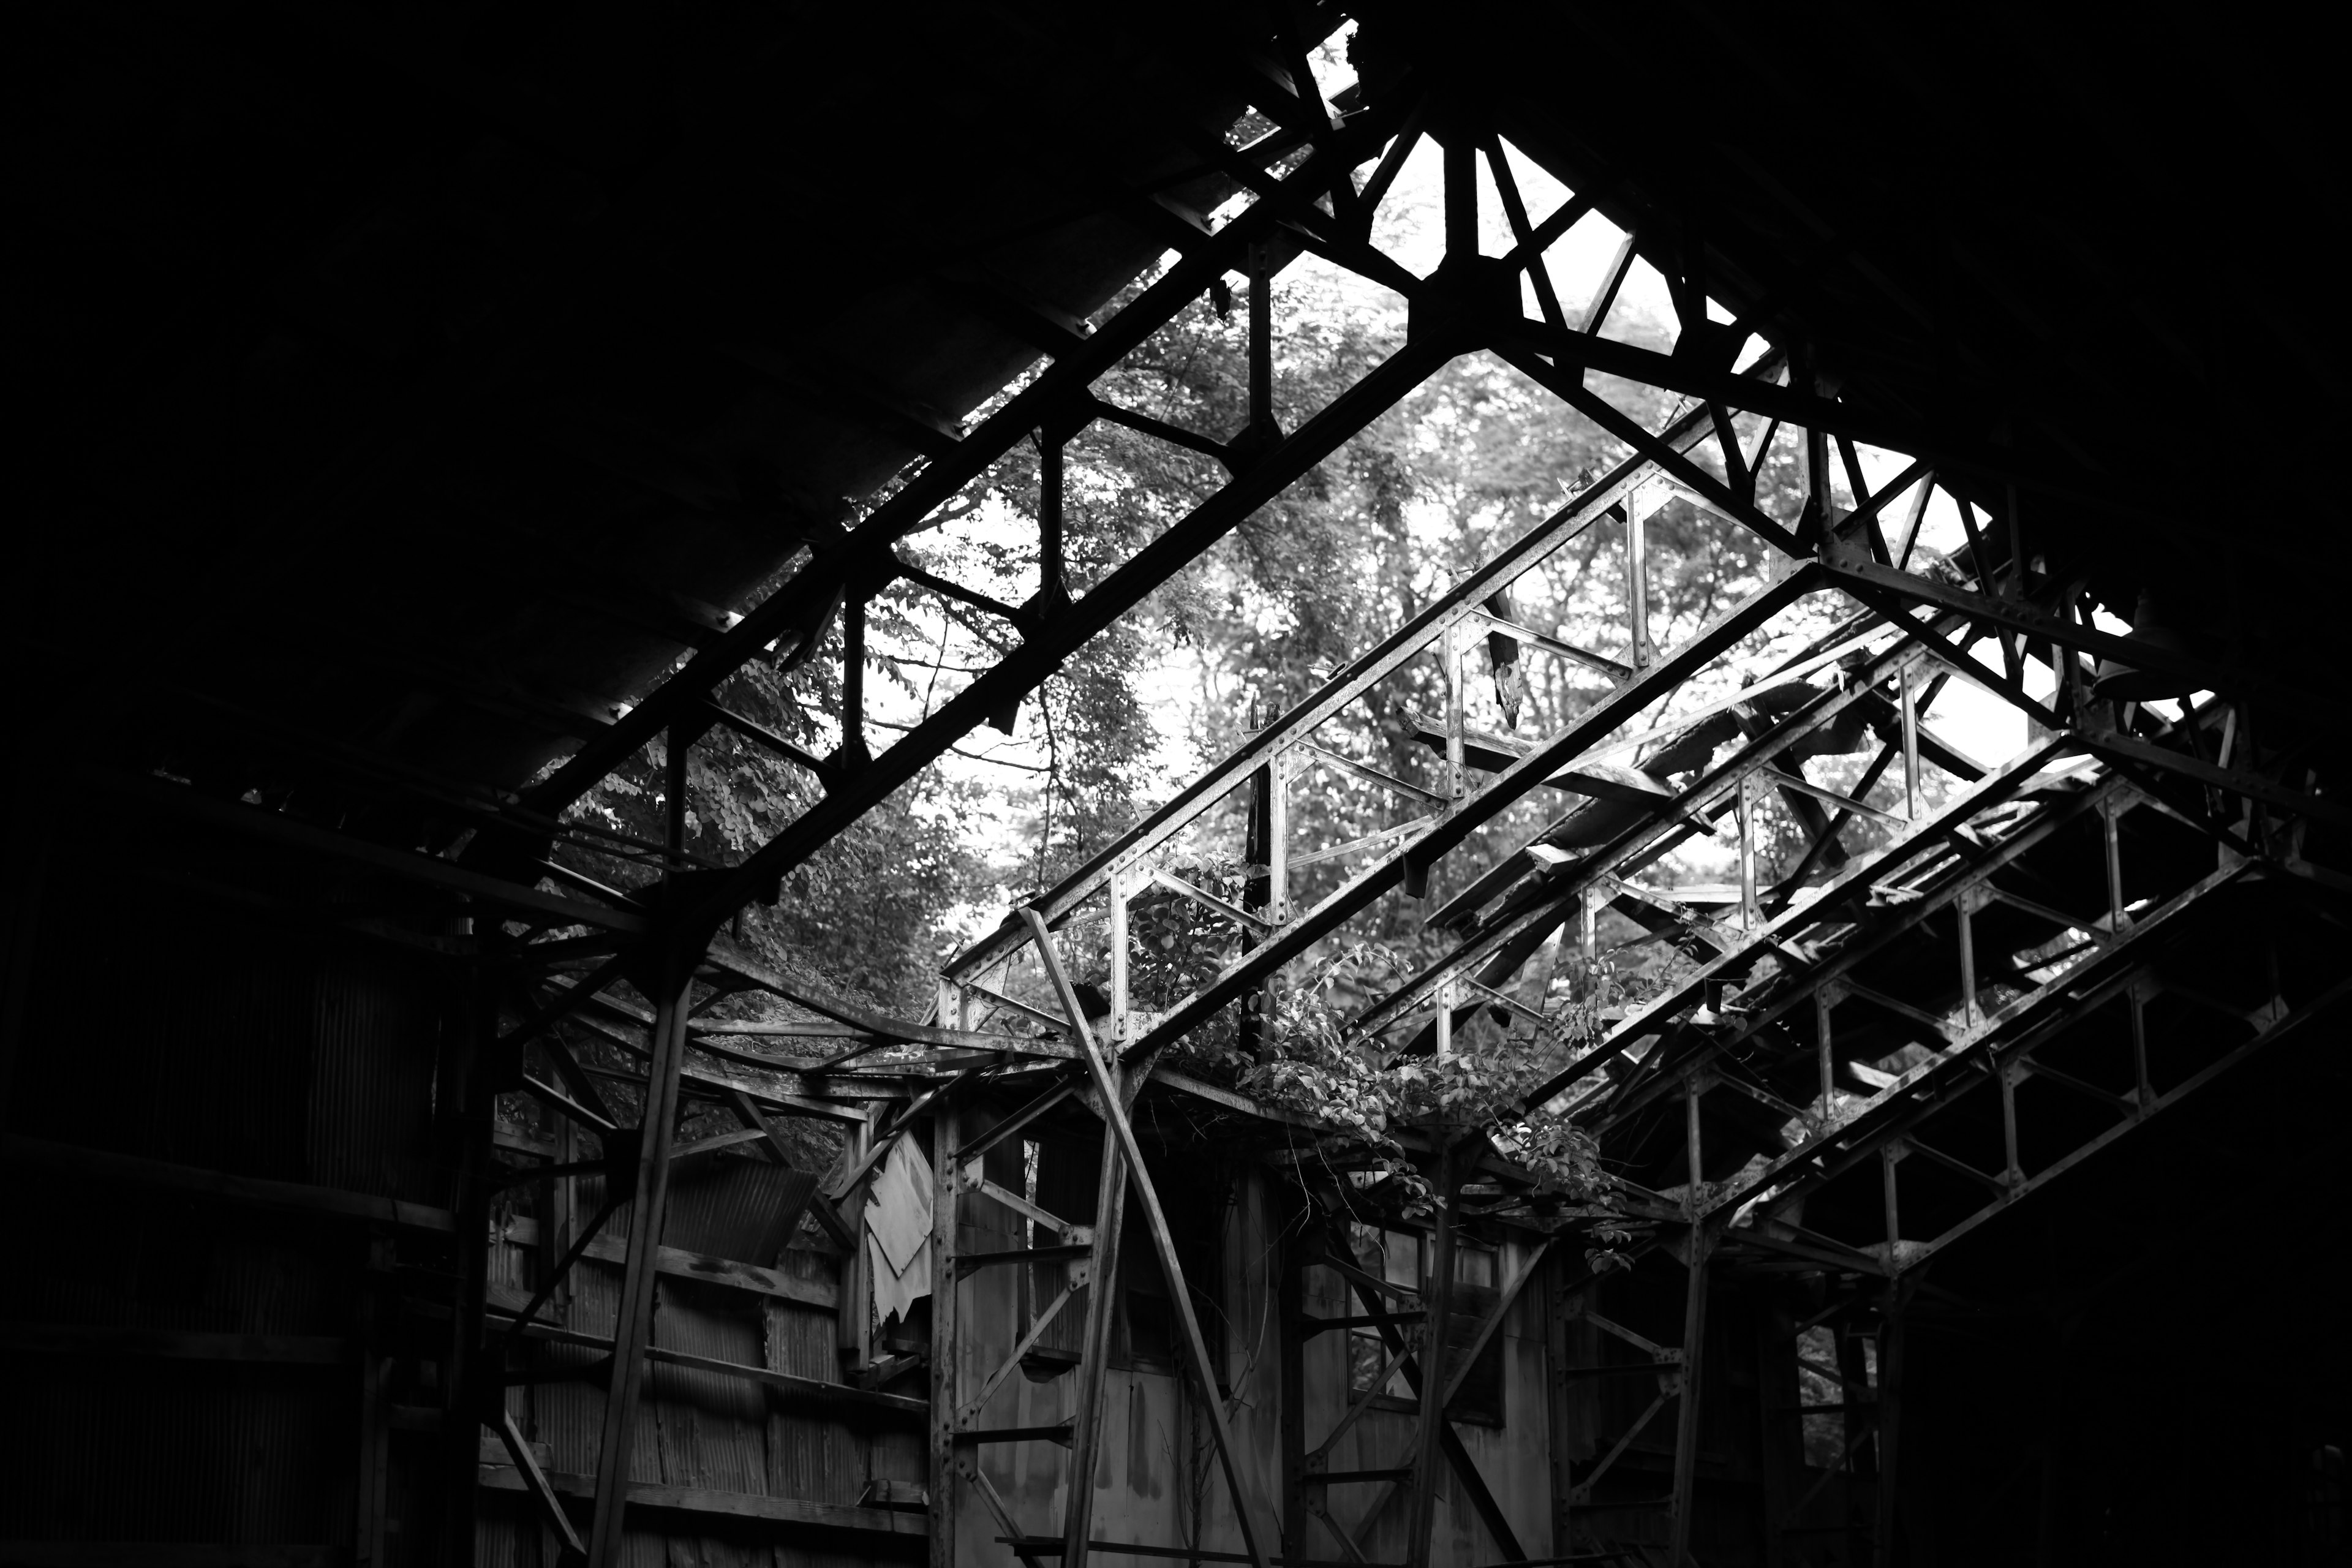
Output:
[
  {"left": 85, "top": 766, "right": 647, "bottom": 934},
  {"left": 0, "top": 1324, "right": 345, "bottom": 1364},
  {"left": 492, "top": 1408, "right": 587, "bottom": 1561},
  {"left": 476, "top": 1466, "right": 927, "bottom": 1540},
  {"left": 1023, "top": 910, "right": 1273, "bottom": 1568},
  {"left": 0, "top": 1135, "right": 455, "bottom": 1234}
]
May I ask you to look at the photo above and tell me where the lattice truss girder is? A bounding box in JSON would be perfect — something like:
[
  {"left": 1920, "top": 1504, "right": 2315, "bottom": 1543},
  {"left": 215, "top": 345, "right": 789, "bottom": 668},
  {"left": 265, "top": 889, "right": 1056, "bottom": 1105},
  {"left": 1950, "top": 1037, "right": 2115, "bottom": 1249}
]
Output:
[
  {"left": 429, "top": 48, "right": 2351, "bottom": 1568},
  {"left": 916, "top": 129, "right": 2348, "bottom": 1568}
]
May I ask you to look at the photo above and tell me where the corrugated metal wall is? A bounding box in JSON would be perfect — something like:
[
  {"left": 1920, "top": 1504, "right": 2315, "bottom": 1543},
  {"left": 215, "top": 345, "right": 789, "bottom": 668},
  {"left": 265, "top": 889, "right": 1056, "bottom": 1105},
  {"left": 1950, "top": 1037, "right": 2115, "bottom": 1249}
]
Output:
[{"left": 3, "top": 874, "right": 450, "bottom": 1556}]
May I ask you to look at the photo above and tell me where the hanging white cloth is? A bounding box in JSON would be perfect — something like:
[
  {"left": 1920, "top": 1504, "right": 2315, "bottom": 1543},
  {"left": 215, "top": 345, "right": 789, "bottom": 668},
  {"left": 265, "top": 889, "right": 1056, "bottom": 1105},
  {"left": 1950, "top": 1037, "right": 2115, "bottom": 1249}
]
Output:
[{"left": 864, "top": 1134, "right": 933, "bottom": 1330}]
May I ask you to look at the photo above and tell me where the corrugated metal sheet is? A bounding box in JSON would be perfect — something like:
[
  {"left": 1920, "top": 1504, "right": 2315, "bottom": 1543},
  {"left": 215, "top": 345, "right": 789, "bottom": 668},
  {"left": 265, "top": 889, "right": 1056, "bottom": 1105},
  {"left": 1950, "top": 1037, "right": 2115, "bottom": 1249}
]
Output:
[
  {"left": 306, "top": 948, "right": 448, "bottom": 1205},
  {"left": 665, "top": 1159, "right": 819, "bottom": 1264},
  {"left": 0, "top": 1355, "right": 352, "bottom": 1544}
]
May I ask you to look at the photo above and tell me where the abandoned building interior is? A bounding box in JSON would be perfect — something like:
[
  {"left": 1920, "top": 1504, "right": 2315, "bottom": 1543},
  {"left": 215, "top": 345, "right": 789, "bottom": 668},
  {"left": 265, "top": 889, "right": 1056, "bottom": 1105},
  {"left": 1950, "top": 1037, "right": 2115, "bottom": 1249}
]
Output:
[{"left": 6, "top": 4, "right": 2346, "bottom": 1567}]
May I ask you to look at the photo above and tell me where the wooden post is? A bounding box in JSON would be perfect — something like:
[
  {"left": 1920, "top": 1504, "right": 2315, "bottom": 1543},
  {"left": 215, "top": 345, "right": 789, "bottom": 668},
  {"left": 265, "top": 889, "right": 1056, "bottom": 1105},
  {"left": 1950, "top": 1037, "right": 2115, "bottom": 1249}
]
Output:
[
  {"left": 1062, "top": 1074, "right": 1129, "bottom": 1568},
  {"left": 1405, "top": 1137, "right": 1461, "bottom": 1568},
  {"left": 931, "top": 1098, "right": 963, "bottom": 1568},
  {"left": 1024, "top": 910, "right": 1274, "bottom": 1568},
  {"left": 1872, "top": 1289, "right": 1909, "bottom": 1568},
  {"left": 1755, "top": 1295, "right": 1801, "bottom": 1568},
  {"left": 353, "top": 1278, "right": 391, "bottom": 1568},
  {"left": 1543, "top": 1258, "right": 1577, "bottom": 1558},
  {"left": 1668, "top": 1085, "right": 1710, "bottom": 1568},
  {"left": 1838, "top": 1322, "right": 1877, "bottom": 1563},
  {"left": 583, "top": 957, "right": 694, "bottom": 1568},
  {"left": 1278, "top": 1212, "right": 1309, "bottom": 1565},
  {"left": 545, "top": 1108, "right": 575, "bottom": 1328},
  {"left": 440, "top": 953, "right": 502, "bottom": 1568}
]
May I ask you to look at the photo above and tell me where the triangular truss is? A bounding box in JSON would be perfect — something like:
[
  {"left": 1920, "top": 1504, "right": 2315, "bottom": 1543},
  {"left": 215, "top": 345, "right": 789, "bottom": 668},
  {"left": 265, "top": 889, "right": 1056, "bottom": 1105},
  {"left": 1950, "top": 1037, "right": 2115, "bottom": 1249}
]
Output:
[{"left": 456, "top": 62, "right": 2348, "bottom": 1568}]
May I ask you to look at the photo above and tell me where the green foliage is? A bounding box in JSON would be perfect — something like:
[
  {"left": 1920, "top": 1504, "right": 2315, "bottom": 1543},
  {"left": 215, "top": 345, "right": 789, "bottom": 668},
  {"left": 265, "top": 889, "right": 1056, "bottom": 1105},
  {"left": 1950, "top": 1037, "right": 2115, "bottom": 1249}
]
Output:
[{"left": 562, "top": 623, "right": 987, "bottom": 1016}]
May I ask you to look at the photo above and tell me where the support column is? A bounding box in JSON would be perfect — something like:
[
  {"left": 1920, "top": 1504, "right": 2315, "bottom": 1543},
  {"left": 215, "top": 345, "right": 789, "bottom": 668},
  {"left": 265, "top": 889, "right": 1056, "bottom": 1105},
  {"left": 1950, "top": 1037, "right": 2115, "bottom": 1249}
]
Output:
[
  {"left": 1668, "top": 1085, "right": 1711, "bottom": 1568},
  {"left": 1900, "top": 666, "right": 1920, "bottom": 822},
  {"left": 1062, "top": 1077, "right": 1129, "bottom": 1568},
  {"left": 1625, "top": 499, "right": 1652, "bottom": 672},
  {"left": 1542, "top": 1256, "right": 1579, "bottom": 1558},
  {"left": 1406, "top": 1136, "right": 1461, "bottom": 1568},
  {"left": 440, "top": 943, "right": 504, "bottom": 1568},
  {"left": 1278, "top": 1210, "right": 1309, "bottom": 1565},
  {"left": 583, "top": 956, "right": 695, "bottom": 1568},
  {"left": 1755, "top": 1296, "right": 1801, "bottom": 1568},
  {"left": 1025, "top": 910, "right": 1272, "bottom": 1568},
  {"left": 1872, "top": 1289, "right": 1909, "bottom": 1568},
  {"left": 1837, "top": 1321, "right": 1878, "bottom": 1563},
  {"left": 931, "top": 1099, "right": 963, "bottom": 1568}
]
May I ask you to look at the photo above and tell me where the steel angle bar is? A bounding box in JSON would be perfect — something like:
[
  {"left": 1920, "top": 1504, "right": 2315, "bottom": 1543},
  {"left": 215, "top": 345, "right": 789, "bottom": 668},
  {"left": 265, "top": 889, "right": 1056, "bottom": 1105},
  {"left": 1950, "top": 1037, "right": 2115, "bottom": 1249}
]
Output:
[
  {"left": 1588, "top": 768, "right": 2132, "bottom": 1134},
  {"left": 1493, "top": 342, "right": 1806, "bottom": 557},
  {"left": 1462, "top": 607, "right": 1632, "bottom": 679},
  {"left": 1698, "top": 859, "right": 2253, "bottom": 1234},
  {"left": 1760, "top": 765, "right": 1909, "bottom": 827},
  {"left": 943, "top": 360, "right": 1787, "bottom": 984},
  {"left": 1489, "top": 313, "right": 2106, "bottom": 503},
  {"left": 1904, "top": 974, "right": 2352, "bottom": 1269},
  {"left": 524, "top": 135, "right": 1371, "bottom": 825},
  {"left": 1288, "top": 818, "right": 1434, "bottom": 870},
  {"left": 1852, "top": 587, "right": 2067, "bottom": 728},
  {"left": 691, "top": 339, "right": 1449, "bottom": 951},
  {"left": 493, "top": 1408, "right": 587, "bottom": 1560},
  {"left": 2082, "top": 729, "right": 2352, "bottom": 830},
  {"left": 1357, "top": 635, "right": 1948, "bottom": 1044},
  {"left": 1150, "top": 869, "right": 1273, "bottom": 932},
  {"left": 1522, "top": 735, "right": 2083, "bottom": 1117},
  {"left": 1824, "top": 557, "right": 2348, "bottom": 714},
  {"left": 1118, "top": 571, "right": 1821, "bottom": 1067},
  {"left": 1298, "top": 743, "right": 1449, "bottom": 805},
  {"left": 960, "top": 1277, "right": 1085, "bottom": 1430}
]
